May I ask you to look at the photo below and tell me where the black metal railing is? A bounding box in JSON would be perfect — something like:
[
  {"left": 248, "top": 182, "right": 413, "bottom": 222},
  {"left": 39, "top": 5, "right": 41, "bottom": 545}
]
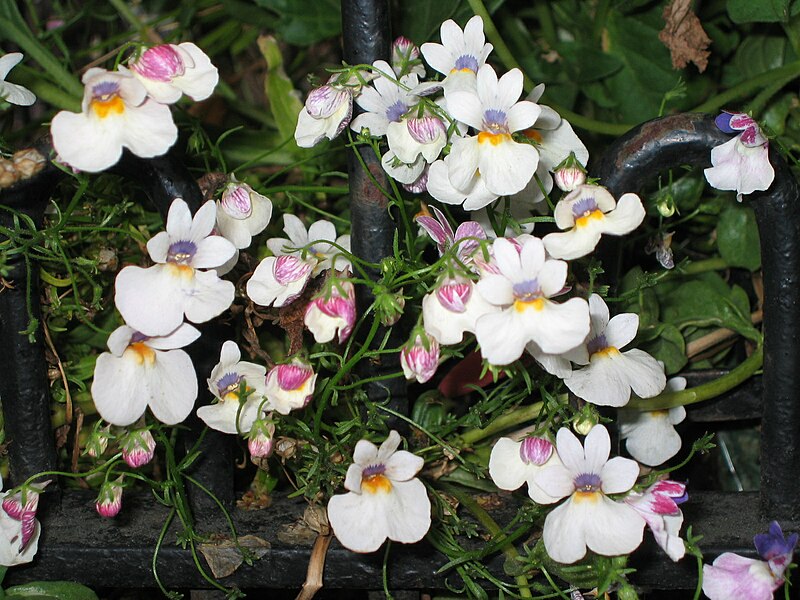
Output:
[{"left": 0, "top": 0, "right": 798, "bottom": 594}]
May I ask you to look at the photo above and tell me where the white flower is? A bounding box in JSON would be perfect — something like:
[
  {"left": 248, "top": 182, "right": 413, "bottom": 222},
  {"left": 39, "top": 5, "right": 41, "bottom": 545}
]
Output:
[
  {"left": 381, "top": 151, "right": 426, "bottom": 185},
  {"left": 267, "top": 214, "right": 351, "bottom": 275},
  {"left": 115, "top": 199, "right": 236, "bottom": 336},
  {"left": 427, "top": 154, "right": 497, "bottom": 211},
  {"left": 0, "top": 53, "right": 36, "bottom": 106},
  {"left": 350, "top": 60, "right": 419, "bottom": 137},
  {"left": 474, "top": 236, "right": 590, "bottom": 365},
  {"left": 215, "top": 180, "right": 273, "bottom": 250},
  {"left": 264, "top": 359, "right": 317, "bottom": 415},
  {"left": 197, "top": 341, "right": 268, "bottom": 434},
  {"left": 327, "top": 430, "right": 431, "bottom": 553},
  {"left": 489, "top": 436, "right": 561, "bottom": 503},
  {"left": 91, "top": 323, "right": 200, "bottom": 426},
  {"left": 440, "top": 66, "right": 541, "bottom": 207},
  {"left": 50, "top": 68, "right": 177, "bottom": 172},
  {"left": 564, "top": 294, "right": 666, "bottom": 407},
  {"left": 128, "top": 42, "right": 218, "bottom": 103},
  {"left": 295, "top": 82, "right": 353, "bottom": 148},
  {"left": 420, "top": 15, "right": 492, "bottom": 94},
  {"left": 0, "top": 480, "right": 45, "bottom": 566},
  {"left": 386, "top": 115, "right": 448, "bottom": 165},
  {"left": 619, "top": 377, "right": 687, "bottom": 466},
  {"left": 704, "top": 112, "right": 775, "bottom": 201},
  {"left": 542, "top": 185, "right": 645, "bottom": 261},
  {"left": 533, "top": 425, "right": 645, "bottom": 564}
]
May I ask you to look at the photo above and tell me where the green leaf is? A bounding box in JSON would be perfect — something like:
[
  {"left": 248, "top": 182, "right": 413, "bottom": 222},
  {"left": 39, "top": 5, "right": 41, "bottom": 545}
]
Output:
[
  {"left": 258, "top": 35, "right": 304, "bottom": 156},
  {"left": 603, "top": 10, "right": 682, "bottom": 122},
  {"left": 395, "top": 0, "right": 461, "bottom": 45},
  {"left": 717, "top": 202, "right": 762, "bottom": 271},
  {"left": 4, "top": 582, "right": 99, "bottom": 600},
  {"left": 723, "top": 35, "right": 788, "bottom": 86},
  {"left": 727, "top": 0, "right": 800, "bottom": 23},
  {"left": 254, "top": 0, "right": 341, "bottom": 46},
  {"left": 557, "top": 43, "right": 624, "bottom": 83},
  {"left": 641, "top": 324, "right": 687, "bottom": 374}
]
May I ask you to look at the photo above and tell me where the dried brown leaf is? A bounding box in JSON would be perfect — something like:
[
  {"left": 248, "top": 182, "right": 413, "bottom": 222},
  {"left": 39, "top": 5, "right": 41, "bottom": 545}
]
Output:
[
  {"left": 198, "top": 534, "right": 271, "bottom": 578},
  {"left": 659, "top": 0, "right": 711, "bottom": 72}
]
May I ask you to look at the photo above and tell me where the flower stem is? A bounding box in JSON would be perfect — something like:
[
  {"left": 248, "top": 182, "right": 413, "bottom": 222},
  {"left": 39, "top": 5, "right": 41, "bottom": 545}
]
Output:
[
  {"left": 626, "top": 344, "right": 763, "bottom": 410},
  {"left": 691, "top": 60, "right": 800, "bottom": 114},
  {"left": 459, "top": 401, "right": 544, "bottom": 446},
  {"left": 446, "top": 485, "right": 532, "bottom": 598}
]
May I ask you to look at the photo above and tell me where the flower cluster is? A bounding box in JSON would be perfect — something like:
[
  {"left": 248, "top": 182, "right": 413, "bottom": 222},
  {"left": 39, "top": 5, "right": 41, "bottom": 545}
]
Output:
[{"left": 51, "top": 42, "right": 218, "bottom": 172}]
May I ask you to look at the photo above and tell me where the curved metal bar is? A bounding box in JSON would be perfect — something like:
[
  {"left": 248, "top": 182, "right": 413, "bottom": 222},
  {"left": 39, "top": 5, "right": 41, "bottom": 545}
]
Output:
[
  {"left": 342, "top": 0, "right": 408, "bottom": 425},
  {"left": 593, "top": 112, "right": 800, "bottom": 520}
]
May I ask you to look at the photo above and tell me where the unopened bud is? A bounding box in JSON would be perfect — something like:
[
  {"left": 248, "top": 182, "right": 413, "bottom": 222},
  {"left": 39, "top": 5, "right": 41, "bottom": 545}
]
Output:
[
  {"left": 248, "top": 418, "right": 276, "bottom": 460},
  {"left": 95, "top": 477, "right": 124, "bottom": 518},
  {"left": 519, "top": 437, "right": 554, "bottom": 465},
  {"left": 120, "top": 429, "right": 156, "bottom": 468},
  {"left": 401, "top": 331, "right": 440, "bottom": 384}
]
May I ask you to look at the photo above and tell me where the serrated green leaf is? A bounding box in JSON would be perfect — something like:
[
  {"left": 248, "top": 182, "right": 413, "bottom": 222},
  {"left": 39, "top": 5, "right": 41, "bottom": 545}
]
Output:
[
  {"left": 4, "top": 582, "right": 98, "bottom": 600},
  {"left": 717, "top": 202, "right": 761, "bottom": 271},
  {"left": 258, "top": 35, "right": 304, "bottom": 156},
  {"left": 727, "top": 0, "right": 800, "bottom": 23}
]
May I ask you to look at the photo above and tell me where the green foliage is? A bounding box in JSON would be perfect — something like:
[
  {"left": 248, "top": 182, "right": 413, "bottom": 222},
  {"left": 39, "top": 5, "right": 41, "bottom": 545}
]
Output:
[
  {"left": 4, "top": 582, "right": 99, "bottom": 600},
  {"left": 717, "top": 202, "right": 761, "bottom": 271},
  {"left": 727, "top": 0, "right": 800, "bottom": 23}
]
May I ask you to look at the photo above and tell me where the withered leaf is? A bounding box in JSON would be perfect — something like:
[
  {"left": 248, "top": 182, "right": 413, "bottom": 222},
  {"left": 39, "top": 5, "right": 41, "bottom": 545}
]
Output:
[
  {"left": 198, "top": 534, "right": 271, "bottom": 578},
  {"left": 659, "top": 0, "right": 711, "bottom": 72}
]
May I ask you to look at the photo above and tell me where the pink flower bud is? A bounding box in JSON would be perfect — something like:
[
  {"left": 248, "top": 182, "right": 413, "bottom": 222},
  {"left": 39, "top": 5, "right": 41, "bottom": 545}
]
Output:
[
  {"left": 392, "top": 36, "right": 420, "bottom": 64},
  {"left": 554, "top": 166, "right": 587, "bottom": 193},
  {"left": 120, "top": 429, "right": 156, "bottom": 468},
  {"left": 304, "top": 281, "right": 356, "bottom": 344},
  {"left": 2, "top": 481, "right": 48, "bottom": 550},
  {"left": 519, "top": 437, "right": 553, "bottom": 465},
  {"left": 95, "top": 477, "right": 124, "bottom": 518},
  {"left": 306, "top": 85, "right": 351, "bottom": 120},
  {"left": 266, "top": 359, "right": 317, "bottom": 415},
  {"left": 221, "top": 183, "right": 253, "bottom": 219},
  {"left": 248, "top": 418, "right": 276, "bottom": 459},
  {"left": 86, "top": 426, "right": 112, "bottom": 458},
  {"left": 274, "top": 255, "right": 314, "bottom": 286},
  {"left": 130, "top": 45, "right": 185, "bottom": 82},
  {"left": 436, "top": 280, "right": 472, "bottom": 313},
  {"left": 401, "top": 333, "right": 440, "bottom": 384},
  {"left": 407, "top": 117, "right": 446, "bottom": 145}
]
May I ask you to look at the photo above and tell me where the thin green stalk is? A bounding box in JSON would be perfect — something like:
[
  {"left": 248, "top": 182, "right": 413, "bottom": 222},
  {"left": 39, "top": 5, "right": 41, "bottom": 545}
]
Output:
[
  {"left": 692, "top": 60, "right": 800, "bottom": 114},
  {"left": 151, "top": 507, "right": 177, "bottom": 598},
  {"left": 626, "top": 345, "right": 763, "bottom": 410},
  {"left": 108, "top": 0, "right": 161, "bottom": 44},
  {"left": 459, "top": 401, "right": 544, "bottom": 446},
  {"left": 446, "top": 486, "right": 532, "bottom": 598}
]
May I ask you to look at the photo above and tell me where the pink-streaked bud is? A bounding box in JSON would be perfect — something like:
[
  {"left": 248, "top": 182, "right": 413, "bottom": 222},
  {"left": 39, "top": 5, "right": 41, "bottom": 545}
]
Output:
[
  {"left": 401, "top": 332, "right": 440, "bottom": 384},
  {"left": 265, "top": 359, "right": 317, "bottom": 415},
  {"left": 120, "top": 429, "right": 156, "bottom": 468},
  {"left": 95, "top": 477, "right": 124, "bottom": 518},
  {"left": 248, "top": 418, "right": 276, "bottom": 459},
  {"left": 306, "top": 85, "right": 351, "bottom": 120},
  {"left": 407, "top": 117, "right": 446, "bottom": 145},
  {"left": 221, "top": 183, "right": 253, "bottom": 219},
  {"left": 392, "top": 36, "right": 420, "bottom": 64},
  {"left": 2, "top": 480, "right": 48, "bottom": 550},
  {"left": 519, "top": 437, "right": 554, "bottom": 466},
  {"left": 130, "top": 45, "right": 185, "bottom": 82},
  {"left": 85, "top": 425, "right": 112, "bottom": 458},
  {"left": 274, "top": 255, "right": 314, "bottom": 286},
  {"left": 554, "top": 166, "right": 587, "bottom": 193},
  {"left": 436, "top": 281, "right": 472, "bottom": 313},
  {"left": 304, "top": 280, "right": 356, "bottom": 344}
]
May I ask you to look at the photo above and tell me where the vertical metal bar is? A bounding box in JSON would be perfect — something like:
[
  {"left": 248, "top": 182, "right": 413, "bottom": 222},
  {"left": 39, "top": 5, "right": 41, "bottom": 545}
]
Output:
[
  {"left": 341, "top": 0, "right": 408, "bottom": 423},
  {"left": 0, "top": 160, "right": 63, "bottom": 485},
  {"left": 593, "top": 112, "right": 800, "bottom": 520}
]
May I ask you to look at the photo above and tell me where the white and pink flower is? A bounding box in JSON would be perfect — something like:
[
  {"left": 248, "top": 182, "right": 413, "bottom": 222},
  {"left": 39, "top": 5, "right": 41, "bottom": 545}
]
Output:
[
  {"left": 95, "top": 477, "right": 124, "bottom": 518},
  {"left": 304, "top": 278, "right": 356, "bottom": 344},
  {"left": 625, "top": 480, "right": 687, "bottom": 561},
  {"left": 295, "top": 80, "right": 354, "bottom": 147},
  {"left": 0, "top": 53, "right": 36, "bottom": 106},
  {"left": 51, "top": 68, "right": 177, "bottom": 172},
  {"left": 114, "top": 198, "right": 236, "bottom": 336},
  {"left": 264, "top": 359, "right": 317, "bottom": 415},
  {"left": 489, "top": 435, "right": 562, "bottom": 503},
  {"left": 120, "top": 429, "right": 157, "bottom": 468},
  {"left": 0, "top": 480, "right": 47, "bottom": 566},
  {"left": 128, "top": 42, "right": 218, "bottom": 104},
  {"left": 91, "top": 323, "right": 199, "bottom": 426},
  {"left": 327, "top": 430, "right": 431, "bottom": 553},
  {"left": 564, "top": 294, "right": 665, "bottom": 408},
  {"left": 533, "top": 424, "right": 645, "bottom": 564},
  {"left": 401, "top": 331, "right": 440, "bottom": 384},
  {"left": 422, "top": 275, "right": 498, "bottom": 345},
  {"left": 215, "top": 179, "right": 273, "bottom": 250},
  {"left": 350, "top": 60, "right": 419, "bottom": 137}
]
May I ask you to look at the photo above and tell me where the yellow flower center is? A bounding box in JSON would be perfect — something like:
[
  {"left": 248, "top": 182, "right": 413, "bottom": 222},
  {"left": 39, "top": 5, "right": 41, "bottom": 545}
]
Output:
[
  {"left": 126, "top": 342, "right": 156, "bottom": 366},
  {"left": 478, "top": 131, "right": 511, "bottom": 146},
  {"left": 362, "top": 473, "right": 392, "bottom": 494},
  {"left": 575, "top": 209, "right": 605, "bottom": 228},
  {"left": 91, "top": 96, "right": 125, "bottom": 119},
  {"left": 514, "top": 298, "right": 545, "bottom": 313}
]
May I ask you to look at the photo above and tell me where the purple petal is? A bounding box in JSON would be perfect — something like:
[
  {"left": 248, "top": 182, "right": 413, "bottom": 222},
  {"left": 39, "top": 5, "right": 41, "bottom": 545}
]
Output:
[{"left": 715, "top": 112, "right": 736, "bottom": 134}]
